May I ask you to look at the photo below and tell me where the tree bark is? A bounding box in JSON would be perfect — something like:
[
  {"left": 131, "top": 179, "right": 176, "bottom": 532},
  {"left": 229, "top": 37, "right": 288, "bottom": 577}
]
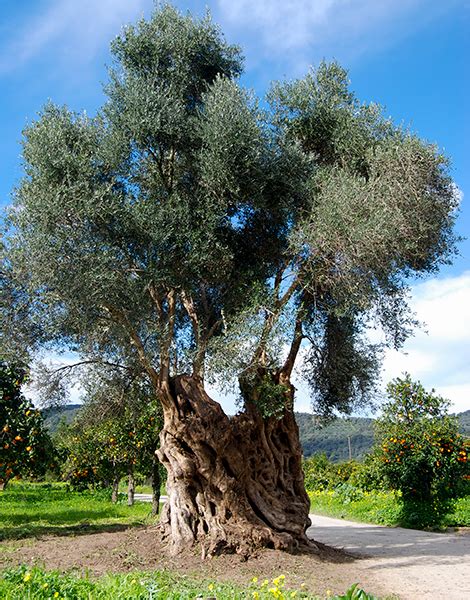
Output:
[
  {"left": 127, "top": 466, "right": 135, "bottom": 506},
  {"left": 111, "top": 472, "right": 120, "bottom": 504},
  {"left": 156, "top": 374, "right": 314, "bottom": 557},
  {"left": 151, "top": 454, "right": 161, "bottom": 516}
]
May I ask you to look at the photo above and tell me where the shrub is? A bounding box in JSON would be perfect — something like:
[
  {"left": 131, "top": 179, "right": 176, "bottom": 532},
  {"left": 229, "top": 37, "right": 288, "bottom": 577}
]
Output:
[{"left": 374, "top": 374, "right": 469, "bottom": 527}]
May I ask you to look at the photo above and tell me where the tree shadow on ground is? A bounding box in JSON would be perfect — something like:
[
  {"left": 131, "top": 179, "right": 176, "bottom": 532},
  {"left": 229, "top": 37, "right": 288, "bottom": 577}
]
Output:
[{"left": 0, "top": 521, "right": 147, "bottom": 542}]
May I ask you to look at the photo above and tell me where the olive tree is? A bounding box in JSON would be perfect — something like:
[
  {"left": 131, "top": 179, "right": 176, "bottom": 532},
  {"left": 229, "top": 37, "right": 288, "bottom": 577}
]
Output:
[{"left": 6, "top": 4, "right": 458, "bottom": 555}]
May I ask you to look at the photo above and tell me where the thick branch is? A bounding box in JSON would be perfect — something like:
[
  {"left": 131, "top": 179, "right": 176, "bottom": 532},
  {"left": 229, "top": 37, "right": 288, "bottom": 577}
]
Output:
[
  {"left": 252, "top": 273, "right": 300, "bottom": 366},
  {"left": 280, "top": 318, "right": 303, "bottom": 380},
  {"left": 160, "top": 289, "right": 176, "bottom": 386},
  {"left": 181, "top": 290, "right": 206, "bottom": 379},
  {"left": 103, "top": 305, "right": 160, "bottom": 389}
]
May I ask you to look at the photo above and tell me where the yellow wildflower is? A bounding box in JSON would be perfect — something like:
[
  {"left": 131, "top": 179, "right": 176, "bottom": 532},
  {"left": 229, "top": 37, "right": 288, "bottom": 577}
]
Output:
[
  {"left": 23, "top": 572, "right": 31, "bottom": 582},
  {"left": 208, "top": 583, "right": 214, "bottom": 591},
  {"left": 251, "top": 577, "right": 258, "bottom": 583}
]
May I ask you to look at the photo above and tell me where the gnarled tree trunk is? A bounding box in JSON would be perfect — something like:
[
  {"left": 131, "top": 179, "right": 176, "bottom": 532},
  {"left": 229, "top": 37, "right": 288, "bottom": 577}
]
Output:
[{"left": 156, "top": 374, "right": 313, "bottom": 557}]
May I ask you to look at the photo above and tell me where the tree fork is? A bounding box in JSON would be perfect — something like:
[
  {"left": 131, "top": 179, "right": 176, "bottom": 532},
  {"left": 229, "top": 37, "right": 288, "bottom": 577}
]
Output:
[{"left": 156, "top": 375, "right": 315, "bottom": 557}]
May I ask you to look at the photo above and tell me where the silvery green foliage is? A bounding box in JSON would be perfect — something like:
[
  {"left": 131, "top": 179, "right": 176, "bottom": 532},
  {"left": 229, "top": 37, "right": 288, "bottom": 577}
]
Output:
[
  {"left": 205, "top": 284, "right": 295, "bottom": 392},
  {"left": 9, "top": 6, "right": 266, "bottom": 364},
  {"left": 5, "top": 6, "right": 459, "bottom": 416}
]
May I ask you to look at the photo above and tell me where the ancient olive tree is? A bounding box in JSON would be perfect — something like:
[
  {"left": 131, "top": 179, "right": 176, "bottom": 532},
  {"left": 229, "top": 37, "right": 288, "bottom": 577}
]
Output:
[{"left": 6, "top": 5, "right": 458, "bottom": 555}]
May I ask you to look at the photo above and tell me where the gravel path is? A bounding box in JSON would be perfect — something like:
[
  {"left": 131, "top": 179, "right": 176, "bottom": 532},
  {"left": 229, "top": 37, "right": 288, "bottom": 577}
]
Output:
[
  {"left": 135, "top": 495, "right": 470, "bottom": 599},
  {"left": 306, "top": 514, "right": 470, "bottom": 600}
]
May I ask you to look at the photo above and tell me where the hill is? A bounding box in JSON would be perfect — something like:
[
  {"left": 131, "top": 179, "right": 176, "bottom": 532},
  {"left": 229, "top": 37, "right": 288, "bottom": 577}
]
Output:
[
  {"left": 459, "top": 409, "right": 470, "bottom": 437},
  {"left": 43, "top": 404, "right": 470, "bottom": 460},
  {"left": 296, "top": 412, "right": 374, "bottom": 461},
  {"left": 43, "top": 404, "right": 81, "bottom": 432}
]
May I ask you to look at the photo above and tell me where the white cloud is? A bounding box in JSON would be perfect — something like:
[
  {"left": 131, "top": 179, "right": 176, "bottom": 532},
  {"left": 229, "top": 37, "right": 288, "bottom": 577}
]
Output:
[
  {"left": 217, "top": 0, "right": 339, "bottom": 52},
  {"left": 0, "top": 0, "right": 151, "bottom": 74},
  {"left": 381, "top": 271, "right": 470, "bottom": 414},
  {"left": 452, "top": 183, "right": 464, "bottom": 208},
  {"left": 215, "top": 0, "right": 462, "bottom": 73}
]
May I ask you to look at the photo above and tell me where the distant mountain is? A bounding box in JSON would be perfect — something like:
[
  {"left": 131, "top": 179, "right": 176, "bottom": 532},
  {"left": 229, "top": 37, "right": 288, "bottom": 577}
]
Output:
[
  {"left": 43, "top": 404, "right": 81, "bottom": 432},
  {"left": 296, "top": 412, "right": 375, "bottom": 461},
  {"left": 459, "top": 409, "right": 470, "bottom": 437},
  {"left": 43, "top": 404, "right": 470, "bottom": 461}
]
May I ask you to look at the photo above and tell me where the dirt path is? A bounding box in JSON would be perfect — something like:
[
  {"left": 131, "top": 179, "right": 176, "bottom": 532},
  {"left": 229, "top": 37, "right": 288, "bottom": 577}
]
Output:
[{"left": 307, "top": 514, "right": 470, "bottom": 600}]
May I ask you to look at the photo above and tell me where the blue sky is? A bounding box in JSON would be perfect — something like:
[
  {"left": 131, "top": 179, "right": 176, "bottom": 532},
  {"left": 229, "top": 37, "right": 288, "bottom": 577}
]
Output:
[{"left": 1, "top": 0, "right": 469, "bottom": 413}]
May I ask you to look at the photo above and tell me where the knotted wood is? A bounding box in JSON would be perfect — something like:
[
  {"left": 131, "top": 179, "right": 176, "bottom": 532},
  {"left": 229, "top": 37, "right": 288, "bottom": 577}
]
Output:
[{"left": 156, "top": 375, "right": 314, "bottom": 556}]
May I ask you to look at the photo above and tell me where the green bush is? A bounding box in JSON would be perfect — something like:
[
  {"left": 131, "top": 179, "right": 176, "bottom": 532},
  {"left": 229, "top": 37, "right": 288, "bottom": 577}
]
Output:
[
  {"left": 303, "top": 454, "right": 362, "bottom": 492},
  {"left": 347, "top": 452, "right": 387, "bottom": 492},
  {"left": 373, "top": 375, "right": 469, "bottom": 527}
]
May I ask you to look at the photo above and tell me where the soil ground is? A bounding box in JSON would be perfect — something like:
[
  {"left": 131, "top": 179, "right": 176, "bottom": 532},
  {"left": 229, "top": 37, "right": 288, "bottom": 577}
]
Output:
[{"left": 0, "top": 524, "right": 392, "bottom": 598}]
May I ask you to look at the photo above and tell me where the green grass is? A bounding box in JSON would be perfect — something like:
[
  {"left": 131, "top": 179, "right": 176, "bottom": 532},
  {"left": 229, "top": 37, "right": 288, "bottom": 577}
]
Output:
[
  {"left": 309, "top": 489, "right": 470, "bottom": 528},
  {"left": 0, "top": 566, "right": 383, "bottom": 599},
  {"left": 451, "top": 495, "right": 470, "bottom": 526},
  {"left": 309, "top": 489, "right": 401, "bottom": 526},
  {"left": 117, "top": 483, "right": 160, "bottom": 495},
  {"left": 0, "top": 482, "right": 155, "bottom": 541}
]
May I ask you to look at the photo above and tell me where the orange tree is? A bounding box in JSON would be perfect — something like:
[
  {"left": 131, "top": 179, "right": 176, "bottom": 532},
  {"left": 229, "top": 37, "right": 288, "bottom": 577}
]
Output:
[
  {"left": 375, "top": 374, "right": 468, "bottom": 527},
  {"left": 60, "top": 423, "right": 116, "bottom": 492},
  {"left": 98, "top": 401, "right": 162, "bottom": 507},
  {"left": 61, "top": 385, "right": 162, "bottom": 509},
  {"left": 0, "top": 362, "right": 54, "bottom": 490}
]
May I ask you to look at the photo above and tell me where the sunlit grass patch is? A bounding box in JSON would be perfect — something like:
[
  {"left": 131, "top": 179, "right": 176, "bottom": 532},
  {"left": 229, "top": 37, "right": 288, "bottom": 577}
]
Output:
[
  {"left": 0, "top": 482, "right": 154, "bottom": 541},
  {"left": 309, "top": 488, "right": 470, "bottom": 528}
]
